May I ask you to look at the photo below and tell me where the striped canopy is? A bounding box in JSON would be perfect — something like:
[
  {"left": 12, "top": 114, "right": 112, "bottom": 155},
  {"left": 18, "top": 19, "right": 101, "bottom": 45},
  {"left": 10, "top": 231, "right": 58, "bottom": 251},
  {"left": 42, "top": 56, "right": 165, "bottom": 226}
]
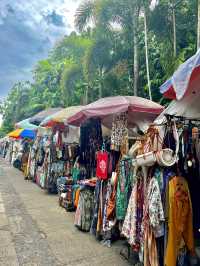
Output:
[{"left": 7, "top": 128, "right": 36, "bottom": 139}]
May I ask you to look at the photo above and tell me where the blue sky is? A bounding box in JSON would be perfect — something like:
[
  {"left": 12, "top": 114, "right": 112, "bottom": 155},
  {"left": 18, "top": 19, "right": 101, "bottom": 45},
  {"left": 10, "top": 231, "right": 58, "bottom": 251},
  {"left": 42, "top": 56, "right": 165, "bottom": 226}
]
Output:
[{"left": 0, "top": 0, "right": 80, "bottom": 99}]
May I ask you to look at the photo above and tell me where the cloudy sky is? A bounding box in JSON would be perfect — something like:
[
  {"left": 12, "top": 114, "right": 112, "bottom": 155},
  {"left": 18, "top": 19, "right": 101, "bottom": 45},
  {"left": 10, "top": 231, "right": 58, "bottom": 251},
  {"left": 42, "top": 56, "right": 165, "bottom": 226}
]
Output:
[{"left": 0, "top": 0, "right": 81, "bottom": 99}]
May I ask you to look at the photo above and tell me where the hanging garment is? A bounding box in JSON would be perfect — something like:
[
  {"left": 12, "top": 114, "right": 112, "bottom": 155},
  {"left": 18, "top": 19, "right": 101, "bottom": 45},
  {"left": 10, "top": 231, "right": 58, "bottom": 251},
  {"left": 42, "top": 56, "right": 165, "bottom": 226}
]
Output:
[
  {"left": 111, "top": 112, "right": 128, "bottom": 151},
  {"left": 116, "top": 159, "right": 132, "bottom": 220},
  {"left": 74, "top": 188, "right": 94, "bottom": 232},
  {"left": 144, "top": 223, "right": 159, "bottom": 266},
  {"left": 96, "top": 182, "right": 104, "bottom": 236},
  {"left": 103, "top": 180, "right": 113, "bottom": 233},
  {"left": 90, "top": 180, "right": 101, "bottom": 236},
  {"left": 142, "top": 177, "right": 164, "bottom": 266},
  {"left": 183, "top": 140, "right": 200, "bottom": 238},
  {"left": 47, "top": 161, "right": 65, "bottom": 193},
  {"left": 80, "top": 118, "right": 103, "bottom": 178},
  {"left": 122, "top": 181, "right": 138, "bottom": 247},
  {"left": 147, "top": 177, "right": 165, "bottom": 238},
  {"left": 96, "top": 151, "right": 109, "bottom": 180},
  {"left": 72, "top": 167, "right": 81, "bottom": 183},
  {"left": 74, "top": 187, "right": 81, "bottom": 209},
  {"left": 122, "top": 174, "right": 144, "bottom": 251},
  {"left": 102, "top": 180, "right": 119, "bottom": 241},
  {"left": 106, "top": 174, "right": 117, "bottom": 221},
  {"left": 165, "top": 176, "right": 194, "bottom": 266},
  {"left": 108, "top": 150, "right": 120, "bottom": 177}
]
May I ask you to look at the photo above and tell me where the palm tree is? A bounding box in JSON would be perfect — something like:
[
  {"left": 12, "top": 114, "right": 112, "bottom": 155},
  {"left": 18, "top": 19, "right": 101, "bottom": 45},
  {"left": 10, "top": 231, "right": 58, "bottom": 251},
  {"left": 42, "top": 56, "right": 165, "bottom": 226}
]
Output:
[
  {"left": 75, "top": 0, "right": 141, "bottom": 96},
  {"left": 61, "top": 63, "right": 83, "bottom": 105},
  {"left": 83, "top": 35, "right": 118, "bottom": 99}
]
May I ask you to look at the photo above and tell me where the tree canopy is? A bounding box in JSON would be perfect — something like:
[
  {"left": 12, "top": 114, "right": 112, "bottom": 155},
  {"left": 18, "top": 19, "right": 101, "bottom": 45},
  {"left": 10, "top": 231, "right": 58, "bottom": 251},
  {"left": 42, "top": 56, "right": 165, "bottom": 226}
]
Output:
[{"left": 0, "top": 0, "right": 198, "bottom": 137}]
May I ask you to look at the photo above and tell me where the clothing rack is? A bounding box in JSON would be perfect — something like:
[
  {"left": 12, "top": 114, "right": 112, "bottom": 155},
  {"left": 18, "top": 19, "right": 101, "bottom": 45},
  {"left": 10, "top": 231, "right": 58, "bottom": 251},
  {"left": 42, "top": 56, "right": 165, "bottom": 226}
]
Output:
[
  {"left": 128, "top": 136, "right": 145, "bottom": 140},
  {"left": 164, "top": 114, "right": 200, "bottom": 123}
]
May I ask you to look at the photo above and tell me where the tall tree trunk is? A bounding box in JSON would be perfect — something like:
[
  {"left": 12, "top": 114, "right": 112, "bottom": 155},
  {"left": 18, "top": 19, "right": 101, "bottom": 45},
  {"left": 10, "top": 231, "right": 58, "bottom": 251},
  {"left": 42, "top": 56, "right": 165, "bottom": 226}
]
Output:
[
  {"left": 144, "top": 8, "right": 152, "bottom": 100},
  {"left": 133, "top": 7, "right": 140, "bottom": 96},
  {"left": 98, "top": 68, "right": 103, "bottom": 99},
  {"left": 99, "top": 85, "right": 102, "bottom": 99},
  {"left": 172, "top": 1, "right": 177, "bottom": 57},
  {"left": 84, "top": 84, "right": 89, "bottom": 104},
  {"left": 197, "top": 0, "right": 200, "bottom": 50}
]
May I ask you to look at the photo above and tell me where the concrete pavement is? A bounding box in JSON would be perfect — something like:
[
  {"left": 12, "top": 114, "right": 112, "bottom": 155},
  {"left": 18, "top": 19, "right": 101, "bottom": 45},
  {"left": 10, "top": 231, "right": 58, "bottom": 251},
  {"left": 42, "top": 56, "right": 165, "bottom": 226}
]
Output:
[{"left": 0, "top": 159, "right": 130, "bottom": 266}]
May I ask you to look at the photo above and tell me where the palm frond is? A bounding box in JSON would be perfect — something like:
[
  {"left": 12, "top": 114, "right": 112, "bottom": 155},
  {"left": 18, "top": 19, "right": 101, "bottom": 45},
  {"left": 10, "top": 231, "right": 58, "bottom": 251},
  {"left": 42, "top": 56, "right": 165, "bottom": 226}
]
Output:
[
  {"left": 75, "top": 0, "right": 95, "bottom": 32},
  {"left": 61, "top": 64, "right": 83, "bottom": 102}
]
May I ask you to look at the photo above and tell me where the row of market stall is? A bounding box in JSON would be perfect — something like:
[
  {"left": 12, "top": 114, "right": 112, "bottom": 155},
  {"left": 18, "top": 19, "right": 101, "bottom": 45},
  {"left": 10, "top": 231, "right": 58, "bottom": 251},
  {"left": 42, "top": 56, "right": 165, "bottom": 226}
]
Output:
[{"left": 1, "top": 50, "right": 200, "bottom": 266}]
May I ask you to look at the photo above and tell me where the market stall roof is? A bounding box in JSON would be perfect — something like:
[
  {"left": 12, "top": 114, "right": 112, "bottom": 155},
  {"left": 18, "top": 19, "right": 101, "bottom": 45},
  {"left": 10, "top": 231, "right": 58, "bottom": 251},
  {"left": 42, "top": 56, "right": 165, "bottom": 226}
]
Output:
[
  {"left": 160, "top": 49, "right": 200, "bottom": 100},
  {"left": 29, "top": 108, "right": 63, "bottom": 125},
  {"left": 37, "top": 126, "right": 52, "bottom": 137},
  {"left": 67, "top": 96, "right": 164, "bottom": 131},
  {"left": 20, "top": 129, "right": 36, "bottom": 139},
  {"left": 40, "top": 106, "right": 84, "bottom": 127},
  {"left": 7, "top": 128, "right": 23, "bottom": 138},
  {"left": 15, "top": 118, "right": 38, "bottom": 130},
  {"left": 156, "top": 86, "right": 200, "bottom": 122},
  {"left": 7, "top": 128, "right": 36, "bottom": 139}
]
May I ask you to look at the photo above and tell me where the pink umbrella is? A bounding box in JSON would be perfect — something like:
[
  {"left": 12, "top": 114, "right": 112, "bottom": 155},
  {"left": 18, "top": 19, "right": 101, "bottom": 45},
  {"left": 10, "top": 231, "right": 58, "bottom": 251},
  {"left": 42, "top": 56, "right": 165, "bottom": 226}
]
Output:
[
  {"left": 160, "top": 50, "right": 200, "bottom": 100},
  {"left": 67, "top": 96, "right": 164, "bottom": 130}
]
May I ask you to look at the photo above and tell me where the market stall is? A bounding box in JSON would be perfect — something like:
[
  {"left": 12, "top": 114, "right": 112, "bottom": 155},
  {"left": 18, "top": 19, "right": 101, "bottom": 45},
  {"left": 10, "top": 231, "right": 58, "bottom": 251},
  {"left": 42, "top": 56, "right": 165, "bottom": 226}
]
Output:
[
  {"left": 6, "top": 128, "right": 37, "bottom": 174},
  {"left": 66, "top": 96, "right": 164, "bottom": 244},
  {"left": 27, "top": 106, "right": 83, "bottom": 194},
  {"left": 120, "top": 52, "right": 200, "bottom": 266},
  {"left": 27, "top": 127, "right": 52, "bottom": 184}
]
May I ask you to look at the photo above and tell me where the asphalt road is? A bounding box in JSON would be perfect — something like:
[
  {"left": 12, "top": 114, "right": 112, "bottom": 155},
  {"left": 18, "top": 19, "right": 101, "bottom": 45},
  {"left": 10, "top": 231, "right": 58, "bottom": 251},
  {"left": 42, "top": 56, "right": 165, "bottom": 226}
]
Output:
[{"left": 0, "top": 158, "right": 130, "bottom": 266}]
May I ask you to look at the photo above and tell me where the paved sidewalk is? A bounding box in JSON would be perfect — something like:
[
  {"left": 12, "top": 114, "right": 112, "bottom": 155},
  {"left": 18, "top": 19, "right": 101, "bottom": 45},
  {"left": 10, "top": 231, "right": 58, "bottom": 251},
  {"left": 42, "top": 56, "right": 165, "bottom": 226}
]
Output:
[{"left": 0, "top": 159, "right": 129, "bottom": 266}]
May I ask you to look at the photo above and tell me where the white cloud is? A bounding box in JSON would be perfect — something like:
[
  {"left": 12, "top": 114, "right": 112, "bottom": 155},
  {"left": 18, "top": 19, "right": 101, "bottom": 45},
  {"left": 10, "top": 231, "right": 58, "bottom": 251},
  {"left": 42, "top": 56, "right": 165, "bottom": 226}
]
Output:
[{"left": 0, "top": 0, "right": 81, "bottom": 97}]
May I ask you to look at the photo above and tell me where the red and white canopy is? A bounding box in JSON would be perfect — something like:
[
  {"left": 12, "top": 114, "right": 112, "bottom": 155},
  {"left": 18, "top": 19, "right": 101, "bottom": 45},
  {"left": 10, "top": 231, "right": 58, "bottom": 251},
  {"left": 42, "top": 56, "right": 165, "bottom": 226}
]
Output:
[{"left": 160, "top": 49, "right": 200, "bottom": 100}]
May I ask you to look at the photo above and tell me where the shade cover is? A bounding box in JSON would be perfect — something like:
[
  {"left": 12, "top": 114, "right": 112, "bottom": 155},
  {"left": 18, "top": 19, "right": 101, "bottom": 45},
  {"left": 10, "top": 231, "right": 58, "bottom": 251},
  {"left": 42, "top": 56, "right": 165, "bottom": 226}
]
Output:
[
  {"left": 15, "top": 118, "right": 38, "bottom": 130},
  {"left": 160, "top": 49, "right": 200, "bottom": 100},
  {"left": 20, "top": 129, "right": 36, "bottom": 139},
  {"left": 67, "top": 96, "right": 164, "bottom": 131},
  {"left": 156, "top": 85, "right": 200, "bottom": 122},
  {"left": 7, "top": 128, "right": 36, "bottom": 139},
  {"left": 29, "top": 108, "right": 63, "bottom": 125},
  {"left": 40, "top": 106, "right": 84, "bottom": 127},
  {"left": 8, "top": 129, "right": 23, "bottom": 138}
]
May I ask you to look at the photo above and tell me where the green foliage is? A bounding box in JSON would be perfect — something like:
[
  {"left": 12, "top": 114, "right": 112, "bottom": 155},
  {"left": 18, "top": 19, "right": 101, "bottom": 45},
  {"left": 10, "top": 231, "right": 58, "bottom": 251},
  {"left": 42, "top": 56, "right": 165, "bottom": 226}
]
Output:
[{"left": 0, "top": 0, "right": 198, "bottom": 136}]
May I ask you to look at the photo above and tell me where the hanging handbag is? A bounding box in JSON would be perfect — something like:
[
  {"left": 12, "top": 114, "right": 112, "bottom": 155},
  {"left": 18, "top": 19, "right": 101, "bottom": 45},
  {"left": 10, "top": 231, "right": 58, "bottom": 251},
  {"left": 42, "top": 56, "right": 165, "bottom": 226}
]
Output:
[
  {"left": 135, "top": 127, "right": 160, "bottom": 167},
  {"left": 156, "top": 121, "right": 179, "bottom": 167},
  {"left": 136, "top": 151, "right": 157, "bottom": 167}
]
